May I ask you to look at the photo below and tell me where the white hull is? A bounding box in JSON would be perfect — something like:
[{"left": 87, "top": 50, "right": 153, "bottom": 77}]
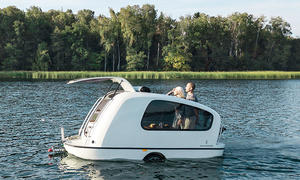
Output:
[{"left": 64, "top": 142, "right": 225, "bottom": 160}]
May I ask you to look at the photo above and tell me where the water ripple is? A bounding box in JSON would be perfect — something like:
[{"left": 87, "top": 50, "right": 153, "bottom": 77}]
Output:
[{"left": 1, "top": 80, "right": 300, "bottom": 179}]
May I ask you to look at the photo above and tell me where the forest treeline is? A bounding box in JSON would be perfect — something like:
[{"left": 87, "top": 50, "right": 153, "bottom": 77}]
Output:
[{"left": 1, "top": 5, "right": 300, "bottom": 71}]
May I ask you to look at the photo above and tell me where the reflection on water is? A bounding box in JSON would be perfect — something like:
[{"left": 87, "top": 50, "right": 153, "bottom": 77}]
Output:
[
  {"left": 59, "top": 155, "right": 224, "bottom": 179},
  {"left": 1, "top": 80, "right": 300, "bottom": 179}
]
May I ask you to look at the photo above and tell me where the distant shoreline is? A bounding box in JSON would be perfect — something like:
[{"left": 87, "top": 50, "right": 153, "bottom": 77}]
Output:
[{"left": 1, "top": 71, "right": 300, "bottom": 80}]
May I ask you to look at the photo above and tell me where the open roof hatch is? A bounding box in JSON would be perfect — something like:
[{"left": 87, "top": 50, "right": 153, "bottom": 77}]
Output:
[{"left": 67, "top": 77, "right": 136, "bottom": 92}]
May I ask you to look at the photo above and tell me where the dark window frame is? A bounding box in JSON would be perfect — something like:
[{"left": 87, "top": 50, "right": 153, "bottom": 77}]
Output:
[{"left": 141, "top": 100, "right": 214, "bottom": 131}]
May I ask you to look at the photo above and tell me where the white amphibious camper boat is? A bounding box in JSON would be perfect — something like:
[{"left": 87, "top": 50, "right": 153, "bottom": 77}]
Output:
[{"left": 61, "top": 77, "right": 225, "bottom": 161}]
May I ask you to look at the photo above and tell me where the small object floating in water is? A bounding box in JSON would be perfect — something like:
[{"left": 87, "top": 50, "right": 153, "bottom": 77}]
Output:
[
  {"left": 50, "top": 147, "right": 65, "bottom": 153},
  {"left": 62, "top": 77, "right": 225, "bottom": 161},
  {"left": 48, "top": 146, "right": 66, "bottom": 158},
  {"left": 48, "top": 147, "right": 53, "bottom": 152},
  {"left": 41, "top": 118, "right": 45, "bottom": 122}
]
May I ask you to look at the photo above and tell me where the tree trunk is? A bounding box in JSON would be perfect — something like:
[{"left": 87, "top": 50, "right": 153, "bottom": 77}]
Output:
[
  {"left": 104, "top": 53, "right": 107, "bottom": 72},
  {"left": 112, "top": 46, "right": 115, "bottom": 72},
  {"left": 267, "top": 41, "right": 275, "bottom": 63},
  {"left": 147, "top": 46, "right": 150, "bottom": 70},
  {"left": 117, "top": 42, "right": 120, "bottom": 71},
  {"left": 156, "top": 42, "right": 160, "bottom": 67},
  {"left": 229, "top": 41, "right": 233, "bottom": 57},
  {"left": 254, "top": 28, "right": 260, "bottom": 57}
]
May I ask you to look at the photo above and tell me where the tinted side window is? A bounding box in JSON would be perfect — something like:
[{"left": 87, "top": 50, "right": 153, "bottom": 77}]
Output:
[{"left": 141, "top": 100, "right": 213, "bottom": 131}]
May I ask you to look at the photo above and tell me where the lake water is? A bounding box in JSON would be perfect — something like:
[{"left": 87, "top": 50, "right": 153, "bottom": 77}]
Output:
[{"left": 1, "top": 79, "right": 300, "bottom": 179}]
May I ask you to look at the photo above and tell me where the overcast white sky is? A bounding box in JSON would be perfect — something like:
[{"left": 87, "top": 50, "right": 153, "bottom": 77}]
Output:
[{"left": 1, "top": 0, "right": 299, "bottom": 37}]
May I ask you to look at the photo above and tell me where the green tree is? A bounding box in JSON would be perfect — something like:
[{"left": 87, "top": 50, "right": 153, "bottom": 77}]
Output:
[
  {"left": 126, "top": 48, "right": 146, "bottom": 71},
  {"left": 47, "top": 9, "right": 75, "bottom": 31},
  {"left": 141, "top": 4, "right": 157, "bottom": 70},
  {"left": 0, "top": 6, "right": 27, "bottom": 70},
  {"left": 0, "top": 5, "right": 298, "bottom": 72},
  {"left": 287, "top": 38, "right": 300, "bottom": 70},
  {"left": 98, "top": 9, "right": 123, "bottom": 71},
  {"left": 50, "top": 26, "right": 73, "bottom": 70},
  {"left": 154, "top": 13, "right": 176, "bottom": 69},
  {"left": 69, "top": 23, "right": 90, "bottom": 70},
  {"left": 98, "top": 15, "right": 114, "bottom": 71},
  {"left": 119, "top": 5, "right": 157, "bottom": 70},
  {"left": 109, "top": 8, "right": 123, "bottom": 71},
  {"left": 119, "top": 5, "right": 144, "bottom": 70},
  {"left": 32, "top": 42, "right": 51, "bottom": 71},
  {"left": 183, "top": 14, "right": 211, "bottom": 70},
  {"left": 2, "top": 43, "right": 20, "bottom": 70},
  {"left": 163, "top": 44, "right": 191, "bottom": 71},
  {"left": 161, "top": 16, "right": 191, "bottom": 71},
  {"left": 264, "top": 17, "right": 291, "bottom": 70}
]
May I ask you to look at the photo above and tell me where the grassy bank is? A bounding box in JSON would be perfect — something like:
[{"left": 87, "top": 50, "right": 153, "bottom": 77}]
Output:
[{"left": 1, "top": 71, "right": 300, "bottom": 80}]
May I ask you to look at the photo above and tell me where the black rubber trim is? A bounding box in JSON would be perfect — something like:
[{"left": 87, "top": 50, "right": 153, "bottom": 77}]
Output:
[{"left": 65, "top": 143, "right": 224, "bottom": 150}]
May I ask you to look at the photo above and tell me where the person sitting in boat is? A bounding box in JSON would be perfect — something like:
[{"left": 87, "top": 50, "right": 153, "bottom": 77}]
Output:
[
  {"left": 184, "top": 82, "right": 198, "bottom": 129},
  {"left": 172, "top": 104, "right": 185, "bottom": 129},
  {"left": 139, "top": 86, "right": 151, "bottom": 92}
]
